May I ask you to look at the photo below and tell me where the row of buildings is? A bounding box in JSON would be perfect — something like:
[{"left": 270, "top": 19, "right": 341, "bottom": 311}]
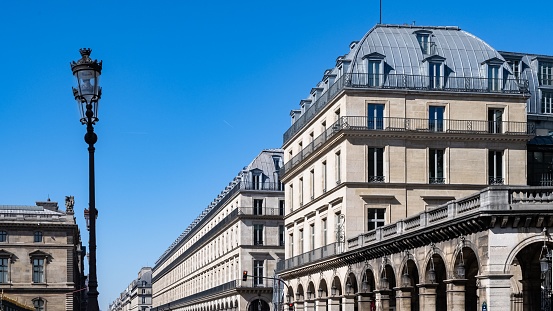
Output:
[{"left": 110, "top": 23, "right": 553, "bottom": 311}]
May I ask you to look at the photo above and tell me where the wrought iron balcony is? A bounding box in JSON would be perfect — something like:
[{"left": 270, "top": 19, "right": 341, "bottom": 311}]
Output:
[
  {"left": 489, "top": 177, "right": 505, "bottom": 185},
  {"left": 283, "top": 73, "right": 528, "bottom": 145},
  {"left": 429, "top": 177, "right": 446, "bottom": 184},
  {"left": 281, "top": 116, "right": 534, "bottom": 177}
]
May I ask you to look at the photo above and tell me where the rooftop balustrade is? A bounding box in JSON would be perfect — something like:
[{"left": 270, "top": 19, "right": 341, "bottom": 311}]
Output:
[
  {"left": 283, "top": 73, "right": 528, "bottom": 145},
  {"left": 281, "top": 115, "right": 534, "bottom": 176}
]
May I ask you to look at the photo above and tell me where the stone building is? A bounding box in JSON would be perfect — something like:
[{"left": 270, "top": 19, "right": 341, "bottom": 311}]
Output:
[
  {"left": 108, "top": 267, "right": 153, "bottom": 311},
  {"left": 277, "top": 24, "right": 552, "bottom": 311},
  {"left": 0, "top": 197, "right": 84, "bottom": 311},
  {"left": 151, "top": 149, "right": 285, "bottom": 311}
]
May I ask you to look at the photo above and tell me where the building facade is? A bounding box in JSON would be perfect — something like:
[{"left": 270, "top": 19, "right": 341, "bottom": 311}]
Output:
[
  {"left": 152, "top": 150, "right": 285, "bottom": 311},
  {"left": 277, "top": 24, "right": 552, "bottom": 311},
  {"left": 108, "top": 267, "right": 153, "bottom": 311},
  {"left": 0, "top": 197, "right": 84, "bottom": 311}
]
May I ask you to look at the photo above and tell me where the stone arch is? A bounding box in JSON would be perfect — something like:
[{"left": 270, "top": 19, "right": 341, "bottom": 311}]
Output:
[
  {"left": 361, "top": 266, "right": 376, "bottom": 293},
  {"left": 399, "top": 257, "right": 419, "bottom": 311},
  {"left": 330, "top": 274, "right": 342, "bottom": 296},
  {"left": 318, "top": 278, "right": 329, "bottom": 297},
  {"left": 451, "top": 241, "right": 479, "bottom": 311},
  {"left": 424, "top": 252, "right": 447, "bottom": 310},
  {"left": 306, "top": 280, "right": 316, "bottom": 300},
  {"left": 247, "top": 298, "right": 270, "bottom": 311},
  {"left": 286, "top": 286, "right": 294, "bottom": 303},
  {"left": 345, "top": 270, "right": 358, "bottom": 294},
  {"left": 296, "top": 283, "right": 304, "bottom": 301},
  {"left": 381, "top": 262, "right": 396, "bottom": 309},
  {"left": 503, "top": 233, "right": 550, "bottom": 273}
]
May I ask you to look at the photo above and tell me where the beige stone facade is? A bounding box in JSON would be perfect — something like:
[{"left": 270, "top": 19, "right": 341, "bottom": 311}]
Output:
[
  {"left": 0, "top": 198, "right": 84, "bottom": 311},
  {"left": 109, "top": 267, "right": 152, "bottom": 311},
  {"left": 152, "top": 150, "right": 285, "bottom": 311},
  {"left": 277, "top": 24, "right": 547, "bottom": 311}
]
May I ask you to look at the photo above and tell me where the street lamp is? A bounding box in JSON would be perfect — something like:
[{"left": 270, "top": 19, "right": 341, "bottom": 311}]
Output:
[{"left": 71, "top": 48, "right": 102, "bottom": 311}]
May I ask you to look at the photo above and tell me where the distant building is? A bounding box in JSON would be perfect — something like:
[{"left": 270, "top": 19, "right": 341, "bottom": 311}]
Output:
[
  {"left": 277, "top": 23, "right": 552, "bottom": 311},
  {"left": 0, "top": 197, "right": 84, "bottom": 311},
  {"left": 151, "top": 149, "right": 285, "bottom": 311},
  {"left": 108, "top": 267, "right": 152, "bottom": 311},
  {"left": 498, "top": 50, "right": 553, "bottom": 186}
]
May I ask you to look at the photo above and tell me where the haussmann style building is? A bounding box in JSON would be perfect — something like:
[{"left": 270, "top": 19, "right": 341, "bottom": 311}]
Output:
[
  {"left": 277, "top": 23, "right": 553, "bottom": 311},
  {"left": 108, "top": 267, "right": 153, "bottom": 311},
  {"left": 152, "top": 149, "right": 286, "bottom": 311}
]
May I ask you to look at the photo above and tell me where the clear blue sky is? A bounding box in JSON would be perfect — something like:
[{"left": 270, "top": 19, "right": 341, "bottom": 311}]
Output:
[{"left": 0, "top": 0, "right": 551, "bottom": 309}]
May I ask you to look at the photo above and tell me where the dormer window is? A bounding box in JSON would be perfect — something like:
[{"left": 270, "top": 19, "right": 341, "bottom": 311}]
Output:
[
  {"left": 363, "top": 52, "right": 386, "bottom": 87},
  {"left": 539, "top": 61, "right": 553, "bottom": 86},
  {"left": 423, "top": 55, "right": 446, "bottom": 89},
  {"left": 414, "top": 30, "right": 433, "bottom": 55},
  {"left": 482, "top": 57, "right": 505, "bottom": 92}
]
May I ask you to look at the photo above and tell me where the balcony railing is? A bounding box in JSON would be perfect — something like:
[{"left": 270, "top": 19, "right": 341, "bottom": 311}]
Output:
[
  {"left": 238, "top": 206, "right": 284, "bottom": 216},
  {"left": 277, "top": 243, "right": 341, "bottom": 271},
  {"left": 281, "top": 116, "right": 534, "bottom": 176},
  {"left": 277, "top": 186, "right": 553, "bottom": 273},
  {"left": 283, "top": 73, "right": 528, "bottom": 144}
]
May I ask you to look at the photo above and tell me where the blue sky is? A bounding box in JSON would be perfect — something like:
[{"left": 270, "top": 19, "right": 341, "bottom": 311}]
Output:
[{"left": 0, "top": 0, "right": 551, "bottom": 309}]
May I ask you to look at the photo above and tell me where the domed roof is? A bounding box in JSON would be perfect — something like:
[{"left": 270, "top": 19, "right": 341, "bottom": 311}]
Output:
[{"left": 339, "top": 24, "right": 510, "bottom": 77}]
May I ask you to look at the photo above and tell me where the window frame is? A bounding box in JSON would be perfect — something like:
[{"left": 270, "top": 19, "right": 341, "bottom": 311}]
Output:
[
  {"left": 429, "top": 149, "right": 445, "bottom": 184},
  {"left": 367, "top": 208, "right": 386, "bottom": 231},
  {"left": 489, "top": 150, "right": 504, "bottom": 185},
  {"left": 368, "top": 147, "right": 384, "bottom": 182},
  {"left": 34, "top": 231, "right": 43, "bottom": 243},
  {"left": 253, "top": 224, "right": 263, "bottom": 246}
]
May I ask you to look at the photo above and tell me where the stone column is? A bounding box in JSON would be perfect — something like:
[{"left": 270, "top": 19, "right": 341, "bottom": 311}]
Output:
[
  {"left": 357, "top": 293, "right": 373, "bottom": 311},
  {"left": 476, "top": 274, "right": 512, "bottom": 311},
  {"left": 373, "top": 290, "right": 390, "bottom": 311},
  {"left": 327, "top": 297, "right": 341, "bottom": 311},
  {"left": 304, "top": 300, "right": 315, "bottom": 311},
  {"left": 341, "top": 295, "right": 355, "bottom": 311},
  {"left": 444, "top": 279, "right": 466, "bottom": 311},
  {"left": 394, "top": 287, "right": 412, "bottom": 311},
  {"left": 295, "top": 301, "right": 305, "bottom": 311},
  {"left": 417, "top": 283, "right": 437, "bottom": 311},
  {"left": 315, "top": 298, "right": 327, "bottom": 311}
]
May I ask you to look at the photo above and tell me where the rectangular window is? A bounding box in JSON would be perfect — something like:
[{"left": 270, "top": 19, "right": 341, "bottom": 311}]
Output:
[
  {"left": 0, "top": 258, "right": 7, "bottom": 283},
  {"left": 489, "top": 150, "right": 504, "bottom": 185},
  {"left": 299, "top": 177, "right": 304, "bottom": 206},
  {"left": 142, "top": 297, "right": 146, "bottom": 304},
  {"left": 310, "top": 224, "right": 315, "bottom": 251},
  {"left": 542, "top": 91, "right": 553, "bottom": 114},
  {"left": 540, "top": 62, "right": 553, "bottom": 85},
  {"left": 335, "top": 152, "right": 341, "bottom": 184},
  {"left": 289, "top": 233, "right": 294, "bottom": 257},
  {"left": 279, "top": 225, "right": 285, "bottom": 246},
  {"left": 253, "top": 199, "right": 263, "bottom": 215},
  {"left": 417, "top": 34, "right": 430, "bottom": 54},
  {"left": 488, "top": 65, "right": 500, "bottom": 91},
  {"left": 507, "top": 60, "right": 520, "bottom": 79},
  {"left": 252, "top": 173, "right": 261, "bottom": 190},
  {"left": 253, "top": 260, "right": 264, "bottom": 286},
  {"left": 253, "top": 225, "right": 263, "bottom": 245},
  {"left": 368, "top": 147, "right": 384, "bottom": 182},
  {"left": 488, "top": 109, "right": 503, "bottom": 133},
  {"left": 310, "top": 169, "right": 315, "bottom": 200},
  {"left": 34, "top": 231, "right": 43, "bottom": 243},
  {"left": 322, "top": 218, "right": 327, "bottom": 246},
  {"left": 368, "top": 104, "right": 384, "bottom": 130},
  {"left": 368, "top": 60, "right": 381, "bottom": 86},
  {"left": 429, "top": 106, "right": 444, "bottom": 132},
  {"left": 429, "top": 62, "right": 441, "bottom": 88},
  {"left": 367, "top": 208, "right": 386, "bottom": 231},
  {"left": 322, "top": 161, "right": 327, "bottom": 192},
  {"left": 0, "top": 231, "right": 6, "bottom": 242},
  {"left": 429, "top": 149, "right": 445, "bottom": 184},
  {"left": 279, "top": 200, "right": 285, "bottom": 216},
  {"left": 299, "top": 229, "right": 304, "bottom": 254},
  {"left": 289, "top": 184, "right": 294, "bottom": 212},
  {"left": 32, "top": 258, "right": 44, "bottom": 283}
]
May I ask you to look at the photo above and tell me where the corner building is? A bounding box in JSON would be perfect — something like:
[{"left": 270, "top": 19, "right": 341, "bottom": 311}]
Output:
[
  {"left": 278, "top": 24, "right": 551, "bottom": 311},
  {"left": 152, "top": 150, "right": 285, "bottom": 311},
  {"left": 0, "top": 198, "right": 84, "bottom": 311}
]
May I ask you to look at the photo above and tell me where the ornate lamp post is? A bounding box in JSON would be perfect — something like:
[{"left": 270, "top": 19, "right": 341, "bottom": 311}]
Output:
[{"left": 70, "top": 48, "right": 102, "bottom": 311}]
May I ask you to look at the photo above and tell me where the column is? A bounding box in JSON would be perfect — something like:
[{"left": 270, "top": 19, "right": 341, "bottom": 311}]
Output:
[
  {"left": 477, "top": 274, "right": 512, "bottom": 311},
  {"left": 315, "top": 298, "right": 327, "bottom": 311},
  {"left": 327, "top": 297, "right": 341, "bottom": 311},
  {"left": 394, "top": 287, "right": 412, "bottom": 311},
  {"left": 342, "top": 295, "right": 355, "bottom": 311},
  {"left": 417, "top": 283, "right": 437, "bottom": 311},
  {"left": 304, "top": 300, "right": 315, "bottom": 311},
  {"left": 295, "top": 301, "right": 305, "bottom": 311},
  {"left": 374, "top": 290, "right": 390, "bottom": 311},
  {"left": 444, "top": 279, "right": 466, "bottom": 311},
  {"left": 357, "top": 293, "right": 373, "bottom": 311}
]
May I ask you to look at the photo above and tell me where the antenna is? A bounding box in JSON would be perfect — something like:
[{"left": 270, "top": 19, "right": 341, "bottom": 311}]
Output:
[{"left": 379, "top": 0, "right": 382, "bottom": 24}]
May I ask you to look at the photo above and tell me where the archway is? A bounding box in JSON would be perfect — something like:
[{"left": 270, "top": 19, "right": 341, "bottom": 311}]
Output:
[
  {"left": 509, "top": 241, "right": 553, "bottom": 310},
  {"left": 425, "top": 253, "right": 446, "bottom": 310},
  {"left": 403, "top": 259, "right": 420, "bottom": 311},
  {"left": 383, "top": 264, "right": 396, "bottom": 310},
  {"left": 453, "top": 246, "right": 478, "bottom": 311},
  {"left": 247, "top": 299, "right": 270, "bottom": 311},
  {"left": 346, "top": 271, "right": 359, "bottom": 311}
]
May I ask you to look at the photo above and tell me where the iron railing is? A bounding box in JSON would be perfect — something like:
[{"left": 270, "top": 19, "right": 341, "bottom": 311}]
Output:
[
  {"left": 277, "top": 243, "right": 341, "bottom": 271},
  {"left": 283, "top": 73, "right": 528, "bottom": 144},
  {"left": 281, "top": 116, "right": 534, "bottom": 176}
]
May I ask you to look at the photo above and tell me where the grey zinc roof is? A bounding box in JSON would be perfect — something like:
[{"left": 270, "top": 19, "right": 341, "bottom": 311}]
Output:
[{"left": 346, "top": 24, "right": 509, "bottom": 77}]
